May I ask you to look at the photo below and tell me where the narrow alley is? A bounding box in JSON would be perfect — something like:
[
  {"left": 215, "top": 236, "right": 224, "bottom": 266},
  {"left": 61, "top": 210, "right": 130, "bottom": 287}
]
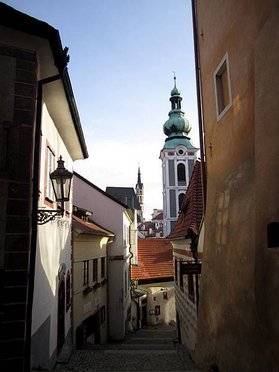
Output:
[{"left": 53, "top": 324, "right": 200, "bottom": 372}]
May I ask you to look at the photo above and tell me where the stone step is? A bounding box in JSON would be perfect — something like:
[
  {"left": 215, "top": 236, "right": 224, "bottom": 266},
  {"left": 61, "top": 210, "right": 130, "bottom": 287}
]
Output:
[
  {"left": 116, "top": 343, "right": 176, "bottom": 350},
  {"left": 125, "top": 336, "right": 174, "bottom": 344}
]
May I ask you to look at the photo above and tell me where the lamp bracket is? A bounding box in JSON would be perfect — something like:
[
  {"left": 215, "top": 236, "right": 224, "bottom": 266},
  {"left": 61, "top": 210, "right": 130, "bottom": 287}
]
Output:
[{"left": 37, "top": 209, "right": 62, "bottom": 225}]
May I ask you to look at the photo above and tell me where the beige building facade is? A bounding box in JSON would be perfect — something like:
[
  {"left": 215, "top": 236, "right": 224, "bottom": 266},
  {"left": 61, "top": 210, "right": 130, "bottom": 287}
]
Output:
[
  {"left": 194, "top": 1, "right": 279, "bottom": 371},
  {"left": 72, "top": 214, "right": 114, "bottom": 348}
]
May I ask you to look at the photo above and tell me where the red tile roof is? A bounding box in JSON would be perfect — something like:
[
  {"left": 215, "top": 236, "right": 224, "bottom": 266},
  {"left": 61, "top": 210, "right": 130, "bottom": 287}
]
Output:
[
  {"left": 131, "top": 238, "right": 173, "bottom": 281},
  {"left": 168, "top": 160, "right": 203, "bottom": 240}
]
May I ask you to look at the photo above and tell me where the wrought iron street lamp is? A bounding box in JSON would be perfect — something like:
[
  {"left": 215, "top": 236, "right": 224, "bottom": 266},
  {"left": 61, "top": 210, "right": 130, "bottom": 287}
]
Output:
[{"left": 37, "top": 156, "right": 73, "bottom": 225}]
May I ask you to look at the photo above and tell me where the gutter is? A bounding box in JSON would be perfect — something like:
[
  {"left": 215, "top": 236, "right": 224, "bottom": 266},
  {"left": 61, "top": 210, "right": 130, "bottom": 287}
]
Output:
[{"left": 191, "top": 0, "right": 206, "bottom": 212}]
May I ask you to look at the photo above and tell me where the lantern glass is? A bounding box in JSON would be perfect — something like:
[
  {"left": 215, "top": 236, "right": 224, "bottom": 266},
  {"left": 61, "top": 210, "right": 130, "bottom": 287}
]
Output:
[{"left": 50, "top": 156, "right": 73, "bottom": 204}]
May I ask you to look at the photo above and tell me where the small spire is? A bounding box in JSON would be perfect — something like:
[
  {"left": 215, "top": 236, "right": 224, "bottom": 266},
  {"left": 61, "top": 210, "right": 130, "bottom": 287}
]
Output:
[{"left": 172, "top": 71, "right": 176, "bottom": 88}]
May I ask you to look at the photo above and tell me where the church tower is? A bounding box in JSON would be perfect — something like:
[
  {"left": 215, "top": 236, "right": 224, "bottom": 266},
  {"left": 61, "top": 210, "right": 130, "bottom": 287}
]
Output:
[
  {"left": 135, "top": 166, "right": 144, "bottom": 221},
  {"left": 160, "top": 76, "right": 199, "bottom": 237}
]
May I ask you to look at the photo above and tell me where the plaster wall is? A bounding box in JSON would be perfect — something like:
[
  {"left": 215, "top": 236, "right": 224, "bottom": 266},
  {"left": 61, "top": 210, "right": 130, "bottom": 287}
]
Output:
[
  {"left": 107, "top": 258, "right": 130, "bottom": 339},
  {"left": 195, "top": 1, "right": 279, "bottom": 370},
  {"left": 32, "top": 103, "right": 74, "bottom": 367},
  {"left": 73, "top": 176, "right": 126, "bottom": 255},
  {"left": 73, "top": 235, "right": 109, "bottom": 346},
  {"left": 140, "top": 282, "right": 175, "bottom": 326},
  {"left": 73, "top": 176, "right": 133, "bottom": 340}
]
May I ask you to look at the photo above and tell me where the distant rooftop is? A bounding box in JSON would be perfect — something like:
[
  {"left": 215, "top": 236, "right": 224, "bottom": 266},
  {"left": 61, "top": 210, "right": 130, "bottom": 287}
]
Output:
[
  {"left": 106, "top": 186, "right": 141, "bottom": 210},
  {"left": 131, "top": 238, "right": 173, "bottom": 281}
]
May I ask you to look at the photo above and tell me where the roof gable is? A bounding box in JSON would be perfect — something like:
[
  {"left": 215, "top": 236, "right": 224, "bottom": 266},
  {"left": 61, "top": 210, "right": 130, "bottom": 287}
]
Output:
[
  {"left": 131, "top": 238, "right": 173, "bottom": 281},
  {"left": 168, "top": 160, "right": 203, "bottom": 240},
  {"left": 106, "top": 187, "right": 141, "bottom": 210}
]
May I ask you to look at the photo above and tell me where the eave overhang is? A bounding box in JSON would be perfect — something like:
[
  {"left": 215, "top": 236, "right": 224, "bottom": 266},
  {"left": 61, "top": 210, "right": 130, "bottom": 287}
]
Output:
[{"left": 0, "top": 3, "right": 88, "bottom": 160}]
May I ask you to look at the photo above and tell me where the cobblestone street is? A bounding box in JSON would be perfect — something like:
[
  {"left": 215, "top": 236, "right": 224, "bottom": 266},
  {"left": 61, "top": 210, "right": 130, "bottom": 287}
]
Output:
[{"left": 53, "top": 325, "right": 200, "bottom": 372}]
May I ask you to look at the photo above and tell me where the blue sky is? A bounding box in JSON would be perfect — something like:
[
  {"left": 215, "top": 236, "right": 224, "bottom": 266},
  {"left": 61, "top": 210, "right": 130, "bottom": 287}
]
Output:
[{"left": 5, "top": 0, "right": 199, "bottom": 219}]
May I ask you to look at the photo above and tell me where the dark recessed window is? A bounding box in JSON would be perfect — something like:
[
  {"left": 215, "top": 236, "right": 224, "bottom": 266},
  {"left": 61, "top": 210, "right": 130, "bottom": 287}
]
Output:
[
  {"left": 83, "top": 260, "right": 89, "bottom": 286},
  {"left": 214, "top": 53, "right": 232, "bottom": 120},
  {"left": 101, "top": 257, "right": 106, "bottom": 278},
  {"left": 177, "top": 163, "right": 186, "bottom": 185},
  {"left": 93, "top": 258, "right": 98, "bottom": 283},
  {"left": 188, "top": 274, "right": 195, "bottom": 302},
  {"left": 267, "top": 222, "right": 279, "bottom": 248}
]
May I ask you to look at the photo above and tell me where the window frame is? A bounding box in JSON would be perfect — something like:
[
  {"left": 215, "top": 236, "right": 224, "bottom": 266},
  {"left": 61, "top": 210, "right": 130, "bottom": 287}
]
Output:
[
  {"left": 214, "top": 52, "right": 232, "bottom": 121},
  {"left": 93, "top": 258, "right": 98, "bottom": 283},
  {"left": 45, "top": 144, "right": 56, "bottom": 203},
  {"left": 83, "top": 260, "right": 89, "bottom": 286},
  {"left": 101, "top": 257, "right": 106, "bottom": 279}
]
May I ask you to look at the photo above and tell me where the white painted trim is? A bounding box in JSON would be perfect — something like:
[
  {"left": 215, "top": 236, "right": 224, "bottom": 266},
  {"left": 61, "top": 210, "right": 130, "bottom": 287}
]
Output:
[{"left": 214, "top": 52, "right": 232, "bottom": 121}]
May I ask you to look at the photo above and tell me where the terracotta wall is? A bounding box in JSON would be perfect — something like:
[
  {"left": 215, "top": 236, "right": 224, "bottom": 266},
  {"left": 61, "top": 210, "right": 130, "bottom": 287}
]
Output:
[{"left": 195, "top": 1, "right": 279, "bottom": 370}]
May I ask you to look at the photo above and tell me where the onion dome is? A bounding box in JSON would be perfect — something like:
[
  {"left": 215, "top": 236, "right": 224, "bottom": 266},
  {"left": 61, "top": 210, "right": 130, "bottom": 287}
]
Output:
[{"left": 163, "top": 76, "right": 191, "bottom": 138}]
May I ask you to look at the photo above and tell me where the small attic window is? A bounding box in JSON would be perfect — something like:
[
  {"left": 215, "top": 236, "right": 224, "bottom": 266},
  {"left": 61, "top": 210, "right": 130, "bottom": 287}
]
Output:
[{"left": 267, "top": 222, "right": 279, "bottom": 248}]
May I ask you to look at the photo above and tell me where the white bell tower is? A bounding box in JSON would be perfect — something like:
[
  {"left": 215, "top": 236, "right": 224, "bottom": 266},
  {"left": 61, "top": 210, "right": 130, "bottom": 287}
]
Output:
[{"left": 160, "top": 76, "right": 199, "bottom": 237}]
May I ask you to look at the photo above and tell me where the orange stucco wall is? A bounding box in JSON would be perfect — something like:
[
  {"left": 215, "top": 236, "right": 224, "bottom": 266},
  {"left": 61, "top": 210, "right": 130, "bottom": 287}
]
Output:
[{"left": 195, "top": 1, "right": 279, "bottom": 371}]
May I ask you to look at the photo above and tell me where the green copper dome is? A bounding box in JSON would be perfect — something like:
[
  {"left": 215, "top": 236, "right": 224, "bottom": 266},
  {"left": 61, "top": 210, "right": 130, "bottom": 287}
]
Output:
[
  {"left": 163, "top": 110, "right": 191, "bottom": 136},
  {"left": 163, "top": 77, "right": 191, "bottom": 138},
  {"left": 171, "top": 85, "right": 180, "bottom": 96}
]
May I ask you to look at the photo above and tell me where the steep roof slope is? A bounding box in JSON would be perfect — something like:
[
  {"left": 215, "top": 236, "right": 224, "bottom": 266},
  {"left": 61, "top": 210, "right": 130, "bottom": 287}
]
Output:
[
  {"left": 168, "top": 160, "right": 203, "bottom": 239},
  {"left": 106, "top": 187, "right": 141, "bottom": 210},
  {"left": 131, "top": 238, "right": 173, "bottom": 281}
]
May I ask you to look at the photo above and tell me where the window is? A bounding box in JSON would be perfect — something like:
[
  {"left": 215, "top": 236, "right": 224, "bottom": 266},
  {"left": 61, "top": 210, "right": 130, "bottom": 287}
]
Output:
[
  {"left": 177, "top": 163, "right": 186, "bottom": 185},
  {"left": 214, "top": 53, "right": 232, "bottom": 120},
  {"left": 45, "top": 146, "right": 55, "bottom": 201},
  {"left": 267, "top": 222, "right": 279, "bottom": 248},
  {"left": 101, "top": 257, "right": 106, "bottom": 278},
  {"left": 188, "top": 274, "right": 195, "bottom": 302},
  {"left": 155, "top": 305, "right": 160, "bottom": 316},
  {"left": 179, "top": 265, "right": 184, "bottom": 292},
  {"left": 101, "top": 306, "right": 106, "bottom": 324},
  {"left": 83, "top": 260, "right": 89, "bottom": 286},
  {"left": 93, "top": 259, "right": 98, "bottom": 283},
  {"left": 123, "top": 224, "right": 130, "bottom": 246},
  {"left": 124, "top": 269, "right": 128, "bottom": 297},
  {"left": 163, "top": 291, "right": 168, "bottom": 300}
]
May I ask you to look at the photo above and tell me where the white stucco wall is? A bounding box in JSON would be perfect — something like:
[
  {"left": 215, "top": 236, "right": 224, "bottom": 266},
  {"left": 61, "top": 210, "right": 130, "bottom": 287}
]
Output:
[
  {"left": 31, "top": 104, "right": 74, "bottom": 366},
  {"left": 140, "top": 282, "right": 175, "bottom": 326},
  {"left": 73, "top": 175, "right": 133, "bottom": 340}
]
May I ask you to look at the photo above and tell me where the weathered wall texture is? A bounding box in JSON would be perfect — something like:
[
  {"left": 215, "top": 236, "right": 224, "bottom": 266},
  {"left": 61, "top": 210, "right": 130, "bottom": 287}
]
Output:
[
  {"left": 0, "top": 45, "right": 37, "bottom": 370},
  {"left": 195, "top": 1, "right": 279, "bottom": 371}
]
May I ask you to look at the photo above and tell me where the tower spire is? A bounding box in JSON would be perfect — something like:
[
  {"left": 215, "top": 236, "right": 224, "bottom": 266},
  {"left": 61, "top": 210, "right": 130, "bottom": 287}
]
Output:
[{"left": 172, "top": 71, "right": 176, "bottom": 88}]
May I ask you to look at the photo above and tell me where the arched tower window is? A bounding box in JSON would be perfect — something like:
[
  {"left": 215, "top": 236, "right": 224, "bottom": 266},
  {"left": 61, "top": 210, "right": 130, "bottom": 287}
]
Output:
[
  {"left": 177, "top": 163, "right": 186, "bottom": 185},
  {"left": 267, "top": 222, "right": 279, "bottom": 248}
]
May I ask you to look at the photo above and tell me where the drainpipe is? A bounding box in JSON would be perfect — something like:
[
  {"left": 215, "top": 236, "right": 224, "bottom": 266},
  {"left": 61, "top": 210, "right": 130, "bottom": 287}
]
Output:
[
  {"left": 24, "top": 73, "right": 62, "bottom": 372},
  {"left": 191, "top": 0, "right": 206, "bottom": 212}
]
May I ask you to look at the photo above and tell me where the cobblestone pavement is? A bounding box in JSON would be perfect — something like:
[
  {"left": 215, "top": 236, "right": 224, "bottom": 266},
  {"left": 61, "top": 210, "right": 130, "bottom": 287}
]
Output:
[{"left": 53, "top": 324, "right": 201, "bottom": 372}]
